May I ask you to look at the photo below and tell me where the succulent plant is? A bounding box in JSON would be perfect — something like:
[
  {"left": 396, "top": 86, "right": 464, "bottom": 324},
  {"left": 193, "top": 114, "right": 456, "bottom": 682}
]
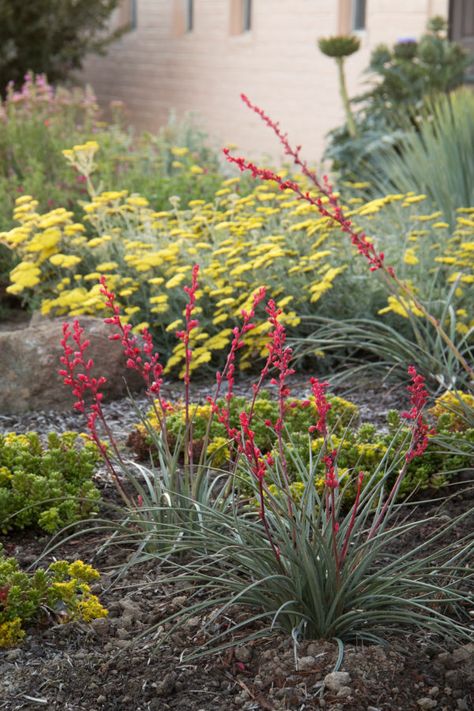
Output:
[{"left": 318, "top": 35, "right": 361, "bottom": 59}]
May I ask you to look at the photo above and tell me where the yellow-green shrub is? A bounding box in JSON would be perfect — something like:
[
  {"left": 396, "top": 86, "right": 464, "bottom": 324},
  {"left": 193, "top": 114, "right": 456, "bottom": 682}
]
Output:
[
  {"left": 0, "top": 550, "right": 107, "bottom": 647},
  {"left": 0, "top": 432, "right": 101, "bottom": 533},
  {"left": 2, "top": 145, "right": 473, "bottom": 373}
]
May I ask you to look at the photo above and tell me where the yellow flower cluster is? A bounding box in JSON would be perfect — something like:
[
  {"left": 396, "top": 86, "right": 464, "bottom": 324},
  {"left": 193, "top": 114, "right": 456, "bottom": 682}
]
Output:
[
  {"left": 0, "top": 618, "right": 25, "bottom": 648},
  {"left": 2, "top": 168, "right": 473, "bottom": 372}
]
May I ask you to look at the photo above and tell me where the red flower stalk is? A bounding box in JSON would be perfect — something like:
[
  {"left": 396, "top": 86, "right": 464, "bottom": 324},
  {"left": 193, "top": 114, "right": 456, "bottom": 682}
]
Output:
[
  {"left": 224, "top": 94, "right": 390, "bottom": 275},
  {"left": 369, "top": 365, "right": 433, "bottom": 539},
  {"left": 402, "top": 365, "right": 433, "bottom": 463},
  {"left": 322, "top": 449, "right": 339, "bottom": 491},
  {"left": 209, "top": 286, "right": 267, "bottom": 439},
  {"left": 309, "top": 377, "right": 331, "bottom": 436},
  {"left": 340, "top": 470, "right": 364, "bottom": 566},
  {"left": 100, "top": 276, "right": 164, "bottom": 399},
  {"left": 228, "top": 95, "right": 474, "bottom": 381},
  {"left": 59, "top": 320, "right": 129, "bottom": 502},
  {"left": 100, "top": 276, "right": 170, "bottom": 443},
  {"left": 266, "top": 299, "right": 295, "bottom": 431},
  {"left": 176, "top": 263, "right": 200, "bottom": 386},
  {"left": 265, "top": 300, "right": 296, "bottom": 531},
  {"left": 237, "top": 411, "right": 281, "bottom": 564}
]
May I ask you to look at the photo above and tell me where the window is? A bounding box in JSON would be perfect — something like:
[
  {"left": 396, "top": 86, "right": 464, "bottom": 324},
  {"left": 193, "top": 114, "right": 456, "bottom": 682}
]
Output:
[
  {"left": 130, "top": 0, "right": 137, "bottom": 29},
  {"left": 242, "top": 0, "right": 252, "bottom": 32},
  {"left": 185, "top": 0, "right": 194, "bottom": 32},
  {"left": 352, "top": 0, "right": 366, "bottom": 31},
  {"left": 117, "top": 0, "right": 137, "bottom": 30},
  {"left": 230, "top": 0, "right": 252, "bottom": 35}
]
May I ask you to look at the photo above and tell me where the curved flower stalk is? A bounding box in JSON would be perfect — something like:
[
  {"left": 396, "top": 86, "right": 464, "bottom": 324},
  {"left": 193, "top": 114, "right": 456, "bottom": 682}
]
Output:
[{"left": 224, "top": 94, "right": 473, "bottom": 384}]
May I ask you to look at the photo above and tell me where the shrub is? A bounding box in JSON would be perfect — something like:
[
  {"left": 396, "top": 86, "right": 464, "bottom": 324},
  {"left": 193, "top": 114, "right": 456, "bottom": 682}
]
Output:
[
  {"left": 0, "top": 74, "right": 228, "bottom": 235},
  {"left": 0, "top": 74, "right": 231, "bottom": 298},
  {"left": 2, "top": 150, "right": 473, "bottom": 377},
  {"left": 0, "top": 0, "right": 122, "bottom": 91},
  {"left": 324, "top": 17, "right": 470, "bottom": 180},
  {"left": 128, "top": 391, "right": 473, "bottom": 502},
  {"left": 368, "top": 89, "right": 474, "bottom": 224},
  {"left": 0, "top": 548, "right": 107, "bottom": 647},
  {"left": 0, "top": 431, "right": 101, "bottom": 533},
  {"left": 429, "top": 389, "right": 474, "bottom": 431}
]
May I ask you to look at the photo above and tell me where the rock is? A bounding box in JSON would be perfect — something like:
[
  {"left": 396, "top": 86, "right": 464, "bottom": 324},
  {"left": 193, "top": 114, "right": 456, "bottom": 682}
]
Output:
[
  {"left": 91, "top": 617, "right": 111, "bottom": 637},
  {"left": 336, "top": 686, "right": 352, "bottom": 698},
  {"left": 306, "top": 642, "right": 325, "bottom": 656},
  {"left": 119, "top": 599, "right": 141, "bottom": 615},
  {"left": 234, "top": 645, "right": 253, "bottom": 663},
  {"left": 451, "top": 643, "right": 474, "bottom": 666},
  {"left": 323, "top": 671, "right": 351, "bottom": 692},
  {"left": 0, "top": 316, "right": 143, "bottom": 414},
  {"left": 298, "top": 655, "right": 317, "bottom": 671},
  {"left": 417, "top": 698, "right": 437, "bottom": 709}
]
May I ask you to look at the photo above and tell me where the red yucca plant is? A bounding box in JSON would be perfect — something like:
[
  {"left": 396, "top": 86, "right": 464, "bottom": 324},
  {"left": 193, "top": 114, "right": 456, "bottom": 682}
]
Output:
[{"left": 59, "top": 269, "right": 472, "bottom": 657}]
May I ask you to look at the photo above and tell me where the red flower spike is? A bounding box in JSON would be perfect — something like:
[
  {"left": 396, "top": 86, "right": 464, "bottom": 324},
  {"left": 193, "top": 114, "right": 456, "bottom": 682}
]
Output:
[
  {"left": 402, "top": 365, "right": 434, "bottom": 463},
  {"left": 224, "top": 96, "right": 391, "bottom": 275},
  {"left": 99, "top": 276, "right": 164, "bottom": 398},
  {"left": 309, "top": 377, "right": 331, "bottom": 436}
]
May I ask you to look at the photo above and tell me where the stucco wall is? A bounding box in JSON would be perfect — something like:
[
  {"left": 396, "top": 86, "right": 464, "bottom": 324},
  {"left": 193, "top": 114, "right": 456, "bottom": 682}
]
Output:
[{"left": 82, "top": 0, "right": 449, "bottom": 161}]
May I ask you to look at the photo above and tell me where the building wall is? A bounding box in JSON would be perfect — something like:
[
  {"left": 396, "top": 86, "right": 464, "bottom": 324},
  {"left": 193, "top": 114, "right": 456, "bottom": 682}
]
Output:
[{"left": 82, "top": 0, "right": 448, "bottom": 161}]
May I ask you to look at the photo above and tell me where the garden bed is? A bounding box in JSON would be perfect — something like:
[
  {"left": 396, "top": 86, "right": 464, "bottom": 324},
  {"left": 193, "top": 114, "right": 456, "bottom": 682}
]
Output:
[
  {"left": 1, "top": 494, "right": 472, "bottom": 711},
  {"left": 0, "top": 379, "right": 472, "bottom": 711}
]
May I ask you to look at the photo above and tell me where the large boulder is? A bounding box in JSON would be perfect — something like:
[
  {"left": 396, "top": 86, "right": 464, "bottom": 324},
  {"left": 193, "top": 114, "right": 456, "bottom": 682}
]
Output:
[{"left": 0, "top": 316, "right": 144, "bottom": 414}]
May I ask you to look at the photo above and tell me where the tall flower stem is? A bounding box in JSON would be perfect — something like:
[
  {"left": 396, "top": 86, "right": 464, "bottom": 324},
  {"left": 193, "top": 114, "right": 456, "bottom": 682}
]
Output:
[
  {"left": 224, "top": 95, "right": 473, "bottom": 383},
  {"left": 336, "top": 57, "right": 357, "bottom": 138}
]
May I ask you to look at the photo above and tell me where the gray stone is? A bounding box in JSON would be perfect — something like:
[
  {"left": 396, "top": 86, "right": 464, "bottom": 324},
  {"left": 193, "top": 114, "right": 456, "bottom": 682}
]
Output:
[
  {"left": 323, "top": 671, "right": 351, "bottom": 692},
  {"left": 336, "top": 686, "right": 352, "bottom": 698},
  {"left": 234, "top": 645, "right": 253, "bottom": 663},
  {"left": 417, "top": 698, "right": 437, "bottom": 709},
  {"left": 0, "top": 316, "right": 143, "bottom": 413},
  {"left": 298, "top": 655, "right": 317, "bottom": 671}
]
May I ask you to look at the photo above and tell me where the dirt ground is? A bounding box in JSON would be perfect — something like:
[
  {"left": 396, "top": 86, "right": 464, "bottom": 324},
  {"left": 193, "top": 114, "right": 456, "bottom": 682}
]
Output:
[{"left": 1, "top": 380, "right": 473, "bottom": 711}]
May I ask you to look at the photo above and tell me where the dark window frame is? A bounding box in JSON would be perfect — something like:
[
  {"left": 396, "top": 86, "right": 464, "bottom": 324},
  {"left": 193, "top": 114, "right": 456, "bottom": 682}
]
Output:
[
  {"left": 185, "top": 0, "right": 194, "bottom": 32},
  {"left": 352, "top": 0, "right": 367, "bottom": 31},
  {"left": 242, "top": 0, "right": 252, "bottom": 32}
]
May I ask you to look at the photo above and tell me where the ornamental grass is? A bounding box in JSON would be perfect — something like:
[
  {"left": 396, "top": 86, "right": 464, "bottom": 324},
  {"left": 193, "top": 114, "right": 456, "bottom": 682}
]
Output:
[{"left": 58, "top": 268, "right": 473, "bottom": 656}]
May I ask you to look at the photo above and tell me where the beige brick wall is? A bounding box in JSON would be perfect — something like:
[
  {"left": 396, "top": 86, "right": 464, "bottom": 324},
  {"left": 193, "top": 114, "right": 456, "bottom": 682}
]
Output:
[{"left": 82, "top": 0, "right": 449, "bottom": 161}]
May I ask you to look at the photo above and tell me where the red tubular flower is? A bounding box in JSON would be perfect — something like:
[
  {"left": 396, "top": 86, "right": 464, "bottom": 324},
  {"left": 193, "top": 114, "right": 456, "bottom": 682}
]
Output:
[
  {"left": 322, "top": 449, "right": 339, "bottom": 490},
  {"left": 176, "top": 264, "right": 200, "bottom": 387},
  {"left": 208, "top": 286, "right": 267, "bottom": 439},
  {"left": 402, "top": 365, "right": 434, "bottom": 463},
  {"left": 224, "top": 95, "right": 393, "bottom": 276},
  {"left": 100, "top": 276, "right": 164, "bottom": 398},
  {"left": 309, "top": 377, "right": 331, "bottom": 436},
  {"left": 266, "top": 299, "right": 295, "bottom": 433},
  {"left": 368, "top": 366, "right": 434, "bottom": 540},
  {"left": 59, "top": 320, "right": 122, "bottom": 492}
]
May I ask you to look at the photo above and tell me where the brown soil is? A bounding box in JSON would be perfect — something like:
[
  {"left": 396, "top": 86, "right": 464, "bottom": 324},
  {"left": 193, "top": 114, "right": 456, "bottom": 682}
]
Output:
[
  {"left": 1, "top": 484, "right": 473, "bottom": 711},
  {"left": 0, "top": 379, "right": 473, "bottom": 711}
]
